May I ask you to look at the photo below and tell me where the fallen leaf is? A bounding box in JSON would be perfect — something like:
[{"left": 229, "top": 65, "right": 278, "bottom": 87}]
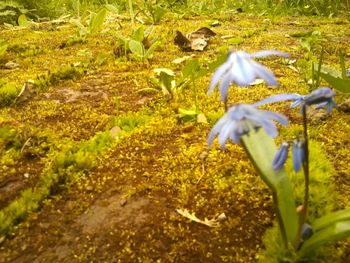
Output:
[
  {"left": 174, "top": 27, "right": 216, "bottom": 51},
  {"left": 197, "top": 113, "right": 208, "bottom": 124},
  {"left": 174, "top": 31, "right": 191, "bottom": 51},
  {"left": 172, "top": 55, "right": 195, "bottom": 64},
  {"left": 249, "top": 78, "right": 265, "bottom": 86},
  {"left": 4, "top": 61, "right": 20, "bottom": 69},
  {"left": 176, "top": 208, "right": 225, "bottom": 227},
  {"left": 190, "top": 38, "right": 207, "bottom": 51},
  {"left": 210, "top": 20, "right": 221, "bottom": 27},
  {"left": 187, "top": 27, "right": 216, "bottom": 40},
  {"left": 109, "top": 126, "right": 122, "bottom": 139},
  {"left": 288, "top": 65, "right": 299, "bottom": 73},
  {"left": 16, "top": 80, "right": 35, "bottom": 104}
]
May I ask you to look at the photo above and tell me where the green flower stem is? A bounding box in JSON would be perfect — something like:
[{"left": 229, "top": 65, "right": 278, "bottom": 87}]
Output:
[{"left": 296, "top": 105, "right": 310, "bottom": 249}]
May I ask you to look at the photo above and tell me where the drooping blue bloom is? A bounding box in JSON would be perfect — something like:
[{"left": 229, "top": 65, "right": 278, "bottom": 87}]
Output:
[
  {"left": 272, "top": 142, "right": 289, "bottom": 170},
  {"left": 347, "top": 68, "right": 350, "bottom": 77},
  {"left": 253, "top": 87, "right": 336, "bottom": 113},
  {"left": 208, "top": 103, "right": 288, "bottom": 149},
  {"left": 302, "top": 87, "right": 336, "bottom": 113},
  {"left": 207, "top": 50, "right": 290, "bottom": 102},
  {"left": 292, "top": 140, "right": 305, "bottom": 173},
  {"left": 301, "top": 223, "right": 313, "bottom": 242}
]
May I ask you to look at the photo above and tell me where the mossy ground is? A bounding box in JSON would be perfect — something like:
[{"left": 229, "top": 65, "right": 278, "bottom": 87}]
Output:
[{"left": 0, "top": 12, "right": 349, "bottom": 262}]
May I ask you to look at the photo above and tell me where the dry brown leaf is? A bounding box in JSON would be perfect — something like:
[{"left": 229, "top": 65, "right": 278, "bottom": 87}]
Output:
[
  {"left": 174, "top": 27, "right": 216, "bottom": 51},
  {"left": 176, "top": 208, "right": 225, "bottom": 227}
]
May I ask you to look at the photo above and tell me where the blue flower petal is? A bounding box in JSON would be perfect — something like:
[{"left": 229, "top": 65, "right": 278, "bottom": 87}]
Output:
[
  {"left": 219, "top": 72, "right": 233, "bottom": 101},
  {"left": 218, "top": 122, "right": 237, "bottom": 148},
  {"left": 208, "top": 58, "right": 232, "bottom": 95},
  {"left": 232, "top": 54, "right": 256, "bottom": 86},
  {"left": 253, "top": 93, "right": 302, "bottom": 107},
  {"left": 251, "top": 61, "right": 278, "bottom": 86},
  {"left": 260, "top": 110, "right": 289, "bottom": 126},
  {"left": 272, "top": 142, "right": 289, "bottom": 170},
  {"left": 304, "top": 87, "right": 335, "bottom": 106},
  {"left": 208, "top": 118, "right": 226, "bottom": 147},
  {"left": 208, "top": 50, "right": 288, "bottom": 102},
  {"left": 290, "top": 98, "right": 304, "bottom": 109},
  {"left": 301, "top": 223, "right": 313, "bottom": 241},
  {"left": 292, "top": 140, "right": 305, "bottom": 172},
  {"left": 208, "top": 103, "right": 288, "bottom": 149},
  {"left": 252, "top": 50, "right": 290, "bottom": 58},
  {"left": 260, "top": 119, "right": 279, "bottom": 138}
]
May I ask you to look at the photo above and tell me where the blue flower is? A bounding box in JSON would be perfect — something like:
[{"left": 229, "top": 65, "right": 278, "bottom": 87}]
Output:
[
  {"left": 272, "top": 142, "right": 289, "bottom": 170},
  {"left": 254, "top": 87, "right": 336, "bottom": 113},
  {"left": 301, "top": 87, "right": 336, "bottom": 113},
  {"left": 272, "top": 140, "right": 306, "bottom": 172},
  {"left": 208, "top": 50, "right": 290, "bottom": 102},
  {"left": 208, "top": 103, "right": 288, "bottom": 149},
  {"left": 292, "top": 140, "right": 305, "bottom": 173},
  {"left": 347, "top": 68, "right": 350, "bottom": 77},
  {"left": 301, "top": 223, "right": 313, "bottom": 242}
]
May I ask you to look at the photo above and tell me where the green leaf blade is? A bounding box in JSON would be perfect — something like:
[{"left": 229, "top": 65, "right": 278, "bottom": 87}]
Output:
[
  {"left": 298, "top": 220, "right": 350, "bottom": 258},
  {"left": 312, "top": 208, "right": 350, "bottom": 231},
  {"left": 17, "top": 14, "right": 30, "bottom": 27},
  {"left": 145, "top": 41, "right": 159, "bottom": 59},
  {"left": 319, "top": 72, "right": 350, "bottom": 93},
  {"left": 241, "top": 129, "right": 299, "bottom": 246},
  {"left": 90, "top": 8, "right": 107, "bottom": 34},
  {"left": 129, "top": 40, "right": 144, "bottom": 59}
]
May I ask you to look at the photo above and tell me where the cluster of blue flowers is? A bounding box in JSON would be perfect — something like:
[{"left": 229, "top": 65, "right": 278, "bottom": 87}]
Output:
[
  {"left": 272, "top": 140, "right": 305, "bottom": 172},
  {"left": 208, "top": 50, "right": 336, "bottom": 172}
]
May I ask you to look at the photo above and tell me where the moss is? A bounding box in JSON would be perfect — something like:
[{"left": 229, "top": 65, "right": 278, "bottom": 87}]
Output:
[
  {"left": 34, "top": 64, "right": 85, "bottom": 92},
  {"left": 0, "top": 82, "right": 19, "bottom": 107},
  {"left": 0, "top": 11, "right": 350, "bottom": 262},
  {"left": 0, "top": 105, "right": 157, "bottom": 235}
]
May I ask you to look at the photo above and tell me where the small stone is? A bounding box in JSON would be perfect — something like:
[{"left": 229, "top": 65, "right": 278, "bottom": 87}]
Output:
[
  {"left": 307, "top": 108, "right": 328, "bottom": 123},
  {"left": 182, "top": 124, "right": 194, "bottom": 133},
  {"left": 338, "top": 99, "right": 350, "bottom": 113},
  {"left": 109, "top": 126, "right": 122, "bottom": 139},
  {"left": 210, "top": 20, "right": 221, "bottom": 27},
  {"left": 199, "top": 151, "right": 209, "bottom": 160},
  {"left": 217, "top": 213, "right": 226, "bottom": 222},
  {"left": 296, "top": 205, "right": 304, "bottom": 214},
  {"left": 86, "top": 186, "right": 93, "bottom": 192},
  {"left": 23, "top": 173, "right": 30, "bottom": 178},
  {"left": 16, "top": 80, "right": 35, "bottom": 104},
  {"left": 119, "top": 199, "right": 127, "bottom": 207},
  {"left": 4, "top": 61, "right": 20, "bottom": 69},
  {"left": 197, "top": 113, "right": 208, "bottom": 124}
]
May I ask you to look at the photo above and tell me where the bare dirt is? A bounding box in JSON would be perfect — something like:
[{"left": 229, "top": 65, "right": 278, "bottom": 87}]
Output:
[{"left": 0, "top": 13, "right": 350, "bottom": 263}]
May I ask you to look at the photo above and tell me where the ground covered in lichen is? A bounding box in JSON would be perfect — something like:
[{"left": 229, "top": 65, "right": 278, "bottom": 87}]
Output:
[{"left": 0, "top": 11, "right": 350, "bottom": 262}]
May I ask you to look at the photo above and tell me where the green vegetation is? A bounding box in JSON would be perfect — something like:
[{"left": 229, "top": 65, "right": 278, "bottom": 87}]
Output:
[
  {"left": 0, "top": 82, "right": 18, "bottom": 106},
  {"left": 0, "top": 0, "right": 349, "bottom": 262}
]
